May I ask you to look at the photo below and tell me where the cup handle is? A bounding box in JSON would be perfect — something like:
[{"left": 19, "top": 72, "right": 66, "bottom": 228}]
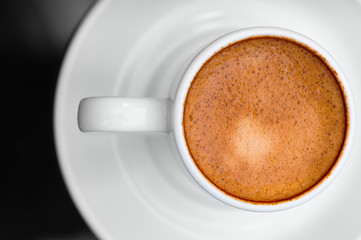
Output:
[{"left": 78, "top": 97, "right": 170, "bottom": 133}]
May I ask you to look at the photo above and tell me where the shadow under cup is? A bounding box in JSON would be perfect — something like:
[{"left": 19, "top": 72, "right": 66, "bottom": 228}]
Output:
[{"left": 174, "top": 27, "right": 355, "bottom": 212}]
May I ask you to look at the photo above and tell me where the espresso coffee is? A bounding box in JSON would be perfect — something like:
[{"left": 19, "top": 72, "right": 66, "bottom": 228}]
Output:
[{"left": 183, "top": 37, "right": 347, "bottom": 203}]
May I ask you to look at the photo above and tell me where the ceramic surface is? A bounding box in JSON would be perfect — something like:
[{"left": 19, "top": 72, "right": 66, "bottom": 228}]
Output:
[{"left": 55, "top": 0, "right": 361, "bottom": 239}]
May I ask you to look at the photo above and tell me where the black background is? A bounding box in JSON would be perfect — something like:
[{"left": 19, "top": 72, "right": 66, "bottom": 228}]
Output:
[{"left": 2, "top": 0, "right": 98, "bottom": 239}]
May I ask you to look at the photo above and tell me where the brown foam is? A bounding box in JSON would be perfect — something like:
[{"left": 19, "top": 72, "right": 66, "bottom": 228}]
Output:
[{"left": 183, "top": 37, "right": 347, "bottom": 202}]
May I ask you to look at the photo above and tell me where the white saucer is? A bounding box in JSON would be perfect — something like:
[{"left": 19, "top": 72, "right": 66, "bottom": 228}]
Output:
[{"left": 54, "top": 0, "right": 361, "bottom": 239}]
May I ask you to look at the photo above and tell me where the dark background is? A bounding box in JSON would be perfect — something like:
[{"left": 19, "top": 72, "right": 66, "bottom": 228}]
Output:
[{"left": 2, "top": 0, "right": 98, "bottom": 239}]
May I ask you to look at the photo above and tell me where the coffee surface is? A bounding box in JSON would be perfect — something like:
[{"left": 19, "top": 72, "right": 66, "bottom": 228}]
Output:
[{"left": 183, "top": 37, "right": 346, "bottom": 202}]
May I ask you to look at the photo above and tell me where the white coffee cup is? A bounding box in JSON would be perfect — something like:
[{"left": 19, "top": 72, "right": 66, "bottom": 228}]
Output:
[{"left": 78, "top": 27, "right": 355, "bottom": 212}]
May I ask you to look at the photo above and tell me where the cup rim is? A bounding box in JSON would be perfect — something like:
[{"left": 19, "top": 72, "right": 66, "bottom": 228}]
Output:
[{"left": 172, "top": 26, "right": 356, "bottom": 212}]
